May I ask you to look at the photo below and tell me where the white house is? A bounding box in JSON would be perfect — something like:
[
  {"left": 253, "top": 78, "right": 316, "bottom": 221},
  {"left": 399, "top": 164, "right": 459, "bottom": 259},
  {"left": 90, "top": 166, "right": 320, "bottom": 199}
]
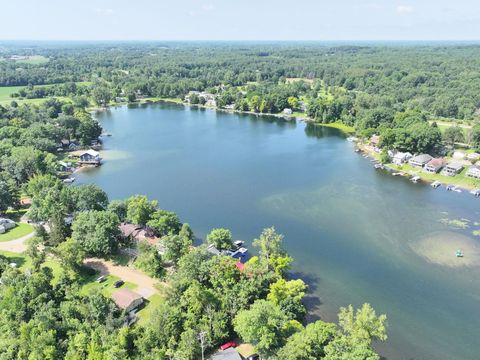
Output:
[
  {"left": 466, "top": 165, "right": 480, "bottom": 179},
  {"left": 79, "top": 149, "right": 101, "bottom": 165},
  {"left": 393, "top": 152, "right": 412, "bottom": 165}
]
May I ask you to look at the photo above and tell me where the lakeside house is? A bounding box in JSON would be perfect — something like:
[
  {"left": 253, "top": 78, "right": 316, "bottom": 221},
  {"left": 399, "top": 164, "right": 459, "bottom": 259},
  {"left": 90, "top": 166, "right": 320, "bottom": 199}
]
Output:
[
  {"left": 207, "top": 243, "right": 248, "bottom": 263},
  {"left": 409, "top": 154, "right": 433, "bottom": 168},
  {"left": 79, "top": 149, "right": 101, "bottom": 165},
  {"left": 442, "top": 162, "right": 464, "bottom": 176},
  {"left": 68, "top": 142, "right": 80, "bottom": 151},
  {"left": 111, "top": 288, "right": 144, "bottom": 312},
  {"left": 211, "top": 348, "right": 243, "bottom": 360},
  {"left": 467, "top": 152, "right": 480, "bottom": 162},
  {"left": 119, "top": 223, "right": 159, "bottom": 246},
  {"left": 392, "top": 152, "right": 412, "bottom": 165},
  {"left": 466, "top": 164, "right": 480, "bottom": 179},
  {"left": 0, "top": 218, "right": 16, "bottom": 234},
  {"left": 424, "top": 158, "right": 446, "bottom": 173},
  {"left": 283, "top": 108, "right": 293, "bottom": 115}
]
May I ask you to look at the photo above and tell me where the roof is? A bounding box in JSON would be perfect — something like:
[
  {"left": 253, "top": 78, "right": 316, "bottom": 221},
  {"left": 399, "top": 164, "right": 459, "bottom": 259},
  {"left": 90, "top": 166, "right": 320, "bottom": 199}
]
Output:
[
  {"left": 410, "top": 154, "right": 433, "bottom": 163},
  {"left": 370, "top": 135, "right": 380, "bottom": 145},
  {"left": 119, "top": 223, "right": 142, "bottom": 237},
  {"left": 80, "top": 149, "right": 99, "bottom": 157},
  {"left": 211, "top": 348, "right": 243, "bottom": 360},
  {"left": 426, "top": 158, "right": 445, "bottom": 167},
  {"left": 207, "top": 244, "right": 222, "bottom": 256},
  {"left": 111, "top": 288, "right": 143, "bottom": 310},
  {"left": 235, "top": 261, "right": 245, "bottom": 272},
  {"left": 467, "top": 164, "right": 480, "bottom": 172},
  {"left": 446, "top": 161, "right": 464, "bottom": 170}
]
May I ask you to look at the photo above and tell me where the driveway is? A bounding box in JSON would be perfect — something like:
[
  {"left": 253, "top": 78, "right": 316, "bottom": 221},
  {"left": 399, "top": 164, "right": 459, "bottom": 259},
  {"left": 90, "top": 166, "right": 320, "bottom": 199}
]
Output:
[
  {"left": 84, "top": 258, "right": 160, "bottom": 298},
  {"left": 0, "top": 232, "right": 34, "bottom": 253}
]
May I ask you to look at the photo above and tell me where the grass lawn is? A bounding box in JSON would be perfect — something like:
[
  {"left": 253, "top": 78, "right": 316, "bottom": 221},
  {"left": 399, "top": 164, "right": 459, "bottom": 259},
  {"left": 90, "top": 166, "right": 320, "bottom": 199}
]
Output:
[
  {"left": 79, "top": 271, "right": 137, "bottom": 297},
  {"left": 0, "top": 222, "right": 34, "bottom": 242},
  {"left": 16, "top": 55, "right": 49, "bottom": 65},
  {"left": 0, "top": 250, "right": 28, "bottom": 267},
  {"left": 137, "top": 294, "right": 164, "bottom": 325},
  {"left": 317, "top": 122, "right": 355, "bottom": 134}
]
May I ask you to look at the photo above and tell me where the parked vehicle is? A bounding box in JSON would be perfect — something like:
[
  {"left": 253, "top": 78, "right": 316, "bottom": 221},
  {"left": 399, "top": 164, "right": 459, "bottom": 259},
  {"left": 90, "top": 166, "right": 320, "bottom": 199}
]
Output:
[
  {"left": 246, "top": 354, "right": 260, "bottom": 360},
  {"left": 220, "top": 341, "right": 236, "bottom": 350},
  {"left": 96, "top": 275, "right": 106, "bottom": 283},
  {"left": 114, "top": 280, "right": 124, "bottom": 288}
]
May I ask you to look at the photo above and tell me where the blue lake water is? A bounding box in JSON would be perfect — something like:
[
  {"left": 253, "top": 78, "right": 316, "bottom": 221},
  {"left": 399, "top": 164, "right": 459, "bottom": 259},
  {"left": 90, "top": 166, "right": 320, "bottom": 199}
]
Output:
[{"left": 77, "top": 103, "right": 480, "bottom": 360}]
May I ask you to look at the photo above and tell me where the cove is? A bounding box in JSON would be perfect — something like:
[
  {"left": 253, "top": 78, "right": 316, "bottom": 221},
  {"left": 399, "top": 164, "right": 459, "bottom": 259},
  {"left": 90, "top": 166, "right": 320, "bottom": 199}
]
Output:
[{"left": 76, "top": 103, "right": 480, "bottom": 360}]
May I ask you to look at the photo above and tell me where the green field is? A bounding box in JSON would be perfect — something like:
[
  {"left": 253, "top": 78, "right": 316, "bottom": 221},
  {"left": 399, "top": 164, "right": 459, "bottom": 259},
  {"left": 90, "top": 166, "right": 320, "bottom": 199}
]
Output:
[
  {"left": 137, "top": 294, "right": 164, "bottom": 325},
  {"left": 15, "top": 55, "right": 49, "bottom": 65},
  {"left": 80, "top": 272, "right": 137, "bottom": 297},
  {"left": 0, "top": 222, "right": 34, "bottom": 242},
  {"left": 317, "top": 122, "right": 356, "bottom": 134}
]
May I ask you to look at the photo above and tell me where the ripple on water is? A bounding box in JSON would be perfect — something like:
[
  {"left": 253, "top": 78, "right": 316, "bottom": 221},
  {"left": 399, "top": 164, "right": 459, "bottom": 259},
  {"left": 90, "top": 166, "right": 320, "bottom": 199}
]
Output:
[{"left": 410, "top": 231, "right": 480, "bottom": 268}]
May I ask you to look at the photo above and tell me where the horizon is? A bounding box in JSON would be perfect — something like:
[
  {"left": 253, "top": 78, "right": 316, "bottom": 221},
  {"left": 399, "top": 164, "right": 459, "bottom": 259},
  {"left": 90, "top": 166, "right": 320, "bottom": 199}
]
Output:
[{"left": 1, "top": 0, "right": 480, "bottom": 41}]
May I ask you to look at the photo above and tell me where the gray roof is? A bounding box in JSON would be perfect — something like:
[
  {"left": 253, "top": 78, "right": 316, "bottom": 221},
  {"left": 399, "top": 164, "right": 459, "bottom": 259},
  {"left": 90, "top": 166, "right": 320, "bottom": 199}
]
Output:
[
  {"left": 446, "top": 162, "right": 464, "bottom": 170},
  {"left": 410, "top": 154, "right": 433, "bottom": 164},
  {"left": 211, "top": 349, "right": 243, "bottom": 360}
]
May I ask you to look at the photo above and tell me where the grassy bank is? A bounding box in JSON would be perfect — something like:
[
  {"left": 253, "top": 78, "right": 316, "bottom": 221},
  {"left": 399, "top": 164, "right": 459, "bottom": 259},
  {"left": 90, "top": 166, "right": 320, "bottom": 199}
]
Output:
[
  {"left": 317, "top": 122, "right": 356, "bottom": 134},
  {"left": 0, "top": 223, "right": 34, "bottom": 242}
]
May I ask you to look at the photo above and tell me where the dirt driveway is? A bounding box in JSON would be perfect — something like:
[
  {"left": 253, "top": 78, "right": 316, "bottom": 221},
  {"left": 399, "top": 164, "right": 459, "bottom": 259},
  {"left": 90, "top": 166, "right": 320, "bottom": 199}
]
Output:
[
  {"left": 84, "top": 258, "right": 160, "bottom": 298},
  {"left": 0, "top": 232, "right": 34, "bottom": 253}
]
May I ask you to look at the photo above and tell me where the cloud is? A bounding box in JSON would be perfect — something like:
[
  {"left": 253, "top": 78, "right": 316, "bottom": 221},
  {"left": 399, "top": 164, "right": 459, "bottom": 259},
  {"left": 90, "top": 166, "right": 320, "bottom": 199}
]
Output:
[
  {"left": 94, "top": 8, "right": 114, "bottom": 16},
  {"left": 397, "top": 5, "right": 414, "bottom": 15},
  {"left": 201, "top": 3, "right": 216, "bottom": 11}
]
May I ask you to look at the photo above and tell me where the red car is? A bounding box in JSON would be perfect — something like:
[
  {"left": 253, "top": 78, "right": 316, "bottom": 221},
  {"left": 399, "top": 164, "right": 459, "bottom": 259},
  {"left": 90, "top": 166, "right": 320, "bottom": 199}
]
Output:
[{"left": 220, "top": 341, "right": 236, "bottom": 350}]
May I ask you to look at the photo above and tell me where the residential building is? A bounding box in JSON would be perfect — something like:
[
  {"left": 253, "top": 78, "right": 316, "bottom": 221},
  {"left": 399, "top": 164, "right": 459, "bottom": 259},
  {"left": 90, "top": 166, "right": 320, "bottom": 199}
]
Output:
[
  {"left": 409, "top": 154, "right": 433, "bottom": 168},
  {"left": 466, "top": 165, "right": 480, "bottom": 179},
  {"left": 111, "top": 288, "right": 144, "bottom": 312},
  {"left": 424, "top": 158, "right": 446, "bottom": 173},
  {"left": 392, "top": 152, "right": 412, "bottom": 165},
  {"left": 442, "top": 162, "right": 464, "bottom": 176},
  {"left": 211, "top": 348, "right": 243, "bottom": 360},
  {"left": 79, "top": 149, "right": 101, "bottom": 165}
]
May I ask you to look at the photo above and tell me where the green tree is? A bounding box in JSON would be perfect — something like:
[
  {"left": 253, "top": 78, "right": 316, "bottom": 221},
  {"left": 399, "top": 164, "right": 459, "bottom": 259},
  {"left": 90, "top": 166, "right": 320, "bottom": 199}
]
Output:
[
  {"left": 443, "top": 126, "right": 465, "bottom": 147},
  {"left": 126, "top": 195, "right": 158, "bottom": 225},
  {"left": 337, "top": 303, "right": 387, "bottom": 344},
  {"left": 162, "top": 233, "right": 192, "bottom": 265},
  {"left": 206, "top": 228, "right": 233, "bottom": 250},
  {"left": 470, "top": 124, "right": 480, "bottom": 151},
  {"left": 69, "top": 184, "right": 109, "bottom": 212},
  {"left": 135, "top": 241, "right": 165, "bottom": 278},
  {"left": 53, "top": 238, "right": 85, "bottom": 276},
  {"left": 267, "top": 278, "right": 307, "bottom": 320},
  {"left": 147, "top": 209, "right": 182, "bottom": 236},
  {"left": 253, "top": 227, "right": 287, "bottom": 271},
  {"left": 71, "top": 210, "right": 120, "bottom": 256}
]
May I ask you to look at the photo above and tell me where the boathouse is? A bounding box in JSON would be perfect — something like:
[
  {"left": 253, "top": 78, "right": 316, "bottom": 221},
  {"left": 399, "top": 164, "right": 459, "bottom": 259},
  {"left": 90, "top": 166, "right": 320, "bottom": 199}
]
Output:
[{"left": 79, "top": 149, "right": 101, "bottom": 165}]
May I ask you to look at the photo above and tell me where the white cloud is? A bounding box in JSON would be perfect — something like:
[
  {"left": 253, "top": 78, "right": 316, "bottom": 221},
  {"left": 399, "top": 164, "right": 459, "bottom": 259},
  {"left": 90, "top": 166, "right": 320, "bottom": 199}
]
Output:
[
  {"left": 397, "top": 5, "right": 414, "bottom": 15},
  {"left": 202, "top": 3, "right": 216, "bottom": 11},
  {"left": 94, "top": 8, "right": 114, "bottom": 16}
]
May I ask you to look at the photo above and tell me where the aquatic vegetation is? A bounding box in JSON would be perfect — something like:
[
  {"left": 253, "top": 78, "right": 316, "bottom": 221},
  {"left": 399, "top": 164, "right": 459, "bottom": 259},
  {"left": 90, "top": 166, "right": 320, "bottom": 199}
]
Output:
[
  {"left": 473, "top": 230, "right": 480, "bottom": 237},
  {"left": 439, "top": 218, "right": 470, "bottom": 229}
]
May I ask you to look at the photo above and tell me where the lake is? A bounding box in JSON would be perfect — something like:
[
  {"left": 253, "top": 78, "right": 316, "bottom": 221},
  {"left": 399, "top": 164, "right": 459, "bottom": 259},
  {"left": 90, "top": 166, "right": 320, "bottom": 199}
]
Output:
[{"left": 77, "top": 103, "right": 480, "bottom": 360}]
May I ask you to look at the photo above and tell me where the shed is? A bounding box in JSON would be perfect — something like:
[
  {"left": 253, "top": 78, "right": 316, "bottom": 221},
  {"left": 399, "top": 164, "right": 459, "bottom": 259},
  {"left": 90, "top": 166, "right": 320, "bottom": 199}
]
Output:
[
  {"left": 409, "top": 154, "right": 433, "bottom": 168},
  {"left": 112, "top": 288, "right": 144, "bottom": 312}
]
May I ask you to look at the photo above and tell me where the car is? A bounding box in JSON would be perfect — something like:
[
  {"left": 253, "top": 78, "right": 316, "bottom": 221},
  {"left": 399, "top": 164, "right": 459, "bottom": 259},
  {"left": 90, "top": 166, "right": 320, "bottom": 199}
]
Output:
[
  {"left": 219, "top": 341, "right": 236, "bottom": 350},
  {"left": 246, "top": 354, "right": 259, "bottom": 360},
  {"left": 96, "top": 275, "right": 106, "bottom": 283},
  {"left": 113, "top": 280, "right": 124, "bottom": 288}
]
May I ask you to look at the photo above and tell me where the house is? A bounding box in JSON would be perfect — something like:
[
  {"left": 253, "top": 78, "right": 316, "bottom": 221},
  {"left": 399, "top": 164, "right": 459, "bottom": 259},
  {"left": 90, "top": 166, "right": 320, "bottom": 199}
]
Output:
[
  {"left": 283, "top": 108, "right": 293, "bottom": 115},
  {"left": 58, "top": 161, "right": 71, "bottom": 172},
  {"left": 392, "top": 152, "right": 412, "bottom": 165},
  {"left": 68, "top": 142, "right": 80, "bottom": 151},
  {"left": 119, "top": 223, "right": 159, "bottom": 246},
  {"left": 409, "top": 154, "right": 433, "bottom": 168},
  {"left": 466, "top": 165, "right": 480, "bottom": 179},
  {"left": 60, "top": 139, "right": 70, "bottom": 148},
  {"left": 370, "top": 135, "right": 380, "bottom": 147},
  {"left": 111, "top": 288, "right": 144, "bottom": 312},
  {"left": 79, "top": 149, "right": 101, "bottom": 165},
  {"left": 211, "top": 348, "right": 243, "bottom": 360},
  {"left": 442, "top": 162, "right": 464, "bottom": 176},
  {"left": 0, "top": 218, "right": 16, "bottom": 234},
  {"left": 467, "top": 153, "right": 480, "bottom": 162},
  {"left": 424, "top": 158, "right": 446, "bottom": 173}
]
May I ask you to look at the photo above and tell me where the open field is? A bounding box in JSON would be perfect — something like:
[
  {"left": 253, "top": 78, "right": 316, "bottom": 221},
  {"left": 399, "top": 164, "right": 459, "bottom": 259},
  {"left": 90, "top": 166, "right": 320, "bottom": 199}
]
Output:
[
  {"left": 317, "top": 122, "right": 355, "bottom": 134},
  {"left": 15, "top": 55, "right": 49, "bottom": 65}
]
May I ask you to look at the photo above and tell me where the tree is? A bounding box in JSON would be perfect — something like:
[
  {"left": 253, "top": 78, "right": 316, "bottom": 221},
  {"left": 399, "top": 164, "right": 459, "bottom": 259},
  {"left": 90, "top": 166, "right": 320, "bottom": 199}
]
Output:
[
  {"left": 443, "top": 126, "right": 465, "bottom": 147},
  {"left": 267, "top": 279, "right": 307, "bottom": 320},
  {"left": 277, "top": 321, "right": 337, "bottom": 360},
  {"left": 206, "top": 228, "right": 233, "bottom": 250},
  {"left": 53, "top": 238, "right": 85, "bottom": 277},
  {"left": 135, "top": 241, "right": 165, "bottom": 278},
  {"left": 71, "top": 211, "right": 120, "bottom": 256},
  {"left": 108, "top": 200, "right": 128, "bottom": 222},
  {"left": 0, "top": 180, "right": 16, "bottom": 213},
  {"left": 162, "top": 233, "right": 192, "bottom": 265},
  {"left": 337, "top": 303, "right": 387, "bottom": 344},
  {"left": 253, "top": 227, "right": 287, "bottom": 271},
  {"left": 146, "top": 209, "right": 182, "bottom": 236},
  {"left": 69, "top": 184, "right": 109, "bottom": 212},
  {"left": 126, "top": 195, "right": 158, "bottom": 225},
  {"left": 471, "top": 124, "right": 480, "bottom": 151},
  {"left": 234, "top": 300, "right": 301, "bottom": 358}
]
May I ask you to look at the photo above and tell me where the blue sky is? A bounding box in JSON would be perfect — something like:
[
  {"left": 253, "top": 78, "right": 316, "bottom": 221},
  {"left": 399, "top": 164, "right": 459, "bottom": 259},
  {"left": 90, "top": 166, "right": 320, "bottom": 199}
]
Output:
[{"left": 1, "top": 0, "right": 479, "bottom": 41}]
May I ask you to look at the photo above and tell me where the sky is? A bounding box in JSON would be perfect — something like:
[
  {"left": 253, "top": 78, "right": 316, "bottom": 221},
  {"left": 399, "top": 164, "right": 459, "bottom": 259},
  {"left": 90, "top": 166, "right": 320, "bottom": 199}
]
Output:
[{"left": 1, "top": 0, "right": 479, "bottom": 41}]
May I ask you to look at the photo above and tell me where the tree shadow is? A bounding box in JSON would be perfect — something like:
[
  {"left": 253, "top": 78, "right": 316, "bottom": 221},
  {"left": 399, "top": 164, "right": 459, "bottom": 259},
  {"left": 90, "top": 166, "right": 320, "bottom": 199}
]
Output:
[{"left": 289, "top": 271, "right": 323, "bottom": 322}]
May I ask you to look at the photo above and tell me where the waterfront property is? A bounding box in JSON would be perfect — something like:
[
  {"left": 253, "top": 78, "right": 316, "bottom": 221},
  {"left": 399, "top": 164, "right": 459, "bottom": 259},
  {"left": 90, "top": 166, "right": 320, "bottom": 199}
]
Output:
[
  {"left": 424, "top": 158, "right": 446, "bottom": 173},
  {"left": 392, "top": 151, "right": 412, "bottom": 165},
  {"left": 442, "top": 162, "right": 464, "bottom": 176},
  {"left": 79, "top": 149, "right": 101, "bottom": 165},
  {"left": 466, "top": 152, "right": 480, "bottom": 162},
  {"left": 409, "top": 154, "right": 433, "bottom": 168},
  {"left": 466, "top": 164, "right": 480, "bottom": 179},
  {"left": 119, "top": 222, "right": 159, "bottom": 246},
  {"left": 211, "top": 348, "right": 243, "bottom": 360}
]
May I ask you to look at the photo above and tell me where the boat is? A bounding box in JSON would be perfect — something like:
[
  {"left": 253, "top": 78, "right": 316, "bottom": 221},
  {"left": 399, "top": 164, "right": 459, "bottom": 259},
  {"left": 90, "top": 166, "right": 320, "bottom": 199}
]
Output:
[
  {"left": 233, "top": 240, "right": 244, "bottom": 248},
  {"left": 470, "top": 189, "right": 480, "bottom": 197},
  {"left": 431, "top": 181, "right": 441, "bottom": 188},
  {"left": 446, "top": 184, "right": 454, "bottom": 191},
  {"left": 456, "top": 249, "right": 464, "bottom": 258},
  {"left": 411, "top": 176, "right": 421, "bottom": 183},
  {"left": 374, "top": 163, "right": 384, "bottom": 169},
  {"left": 63, "top": 177, "right": 75, "bottom": 184}
]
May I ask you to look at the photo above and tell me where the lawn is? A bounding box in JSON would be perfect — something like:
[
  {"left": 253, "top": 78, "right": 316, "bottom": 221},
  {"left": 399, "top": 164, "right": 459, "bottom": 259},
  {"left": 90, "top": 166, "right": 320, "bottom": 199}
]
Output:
[
  {"left": 137, "top": 293, "right": 164, "bottom": 325},
  {"left": 0, "top": 222, "right": 34, "bottom": 242},
  {"left": 317, "top": 122, "right": 355, "bottom": 134},
  {"left": 0, "top": 250, "right": 28, "bottom": 267},
  {"left": 79, "top": 271, "right": 137, "bottom": 297},
  {"left": 16, "top": 55, "right": 49, "bottom": 65}
]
